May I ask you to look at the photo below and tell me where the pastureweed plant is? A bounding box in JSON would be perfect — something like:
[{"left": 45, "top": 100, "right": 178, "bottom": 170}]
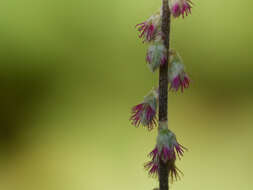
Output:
[{"left": 130, "top": 0, "right": 193, "bottom": 190}]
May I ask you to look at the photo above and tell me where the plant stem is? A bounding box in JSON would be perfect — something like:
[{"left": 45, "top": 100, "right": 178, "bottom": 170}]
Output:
[{"left": 158, "top": 0, "right": 171, "bottom": 190}]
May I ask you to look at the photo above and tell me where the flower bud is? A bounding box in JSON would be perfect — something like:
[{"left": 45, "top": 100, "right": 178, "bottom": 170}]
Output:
[
  {"left": 146, "top": 44, "right": 167, "bottom": 72},
  {"left": 168, "top": 51, "right": 190, "bottom": 92}
]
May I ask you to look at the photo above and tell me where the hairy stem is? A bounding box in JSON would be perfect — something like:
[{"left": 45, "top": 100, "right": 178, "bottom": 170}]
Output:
[{"left": 158, "top": 0, "right": 171, "bottom": 190}]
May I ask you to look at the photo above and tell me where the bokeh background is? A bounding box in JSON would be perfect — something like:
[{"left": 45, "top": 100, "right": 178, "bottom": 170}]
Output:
[{"left": 0, "top": 0, "right": 252, "bottom": 190}]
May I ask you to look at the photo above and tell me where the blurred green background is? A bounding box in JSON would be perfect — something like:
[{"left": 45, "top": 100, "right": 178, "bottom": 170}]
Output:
[{"left": 0, "top": 0, "right": 252, "bottom": 190}]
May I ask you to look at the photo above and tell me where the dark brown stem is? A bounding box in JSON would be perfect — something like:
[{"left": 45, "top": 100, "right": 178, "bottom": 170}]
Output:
[{"left": 158, "top": 0, "right": 171, "bottom": 190}]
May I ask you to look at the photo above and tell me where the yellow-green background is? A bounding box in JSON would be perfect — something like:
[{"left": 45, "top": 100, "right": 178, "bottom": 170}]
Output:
[{"left": 0, "top": 0, "right": 252, "bottom": 190}]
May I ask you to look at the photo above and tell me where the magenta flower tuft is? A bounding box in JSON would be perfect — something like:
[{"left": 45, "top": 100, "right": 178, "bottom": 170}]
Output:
[
  {"left": 144, "top": 129, "right": 187, "bottom": 179},
  {"left": 149, "top": 146, "right": 175, "bottom": 162},
  {"left": 161, "top": 146, "right": 175, "bottom": 161},
  {"left": 144, "top": 160, "right": 159, "bottom": 177},
  {"left": 148, "top": 143, "right": 186, "bottom": 164},
  {"left": 170, "top": 0, "right": 193, "bottom": 18},
  {"left": 148, "top": 147, "right": 159, "bottom": 158},
  {"left": 136, "top": 13, "right": 161, "bottom": 42},
  {"left": 145, "top": 158, "right": 183, "bottom": 181},
  {"left": 175, "top": 143, "right": 187, "bottom": 160},
  {"left": 169, "top": 161, "right": 183, "bottom": 182},
  {"left": 170, "top": 73, "right": 190, "bottom": 92},
  {"left": 130, "top": 103, "right": 156, "bottom": 130},
  {"left": 130, "top": 90, "right": 158, "bottom": 130},
  {"left": 136, "top": 22, "right": 155, "bottom": 42},
  {"left": 168, "top": 51, "right": 190, "bottom": 92},
  {"left": 145, "top": 147, "right": 184, "bottom": 180}
]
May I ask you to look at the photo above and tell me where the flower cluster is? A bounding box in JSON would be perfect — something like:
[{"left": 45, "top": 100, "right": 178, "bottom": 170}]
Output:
[
  {"left": 146, "top": 44, "right": 167, "bottom": 72},
  {"left": 169, "top": 0, "right": 193, "bottom": 18},
  {"left": 130, "top": 89, "right": 158, "bottom": 130},
  {"left": 136, "top": 1, "right": 193, "bottom": 43},
  {"left": 136, "top": 12, "right": 161, "bottom": 43},
  {"left": 168, "top": 51, "right": 190, "bottom": 92},
  {"left": 144, "top": 124, "right": 187, "bottom": 180}
]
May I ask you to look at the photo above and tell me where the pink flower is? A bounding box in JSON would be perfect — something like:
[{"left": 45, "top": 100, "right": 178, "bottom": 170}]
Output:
[
  {"left": 130, "top": 103, "right": 157, "bottom": 130},
  {"left": 170, "top": 73, "right": 190, "bottom": 92},
  {"left": 136, "top": 22, "right": 155, "bottom": 42},
  {"left": 148, "top": 146, "right": 174, "bottom": 161},
  {"left": 148, "top": 144, "right": 186, "bottom": 164},
  {"left": 130, "top": 90, "right": 158, "bottom": 130},
  {"left": 168, "top": 51, "right": 190, "bottom": 92},
  {"left": 144, "top": 129, "right": 187, "bottom": 178},
  {"left": 130, "top": 103, "right": 156, "bottom": 130},
  {"left": 145, "top": 145, "right": 185, "bottom": 180},
  {"left": 170, "top": 0, "right": 193, "bottom": 18},
  {"left": 136, "top": 13, "right": 161, "bottom": 42}
]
